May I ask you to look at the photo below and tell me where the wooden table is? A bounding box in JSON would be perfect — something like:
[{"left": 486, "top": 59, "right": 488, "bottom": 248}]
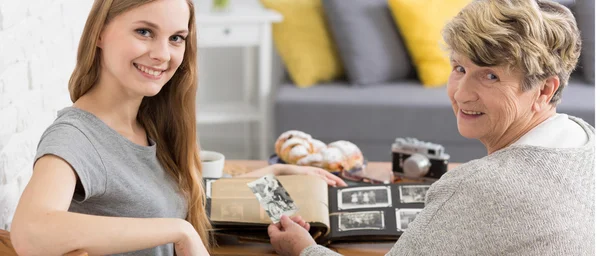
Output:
[
  {"left": 0, "top": 229, "right": 14, "bottom": 256},
  {"left": 0, "top": 160, "right": 458, "bottom": 256}
]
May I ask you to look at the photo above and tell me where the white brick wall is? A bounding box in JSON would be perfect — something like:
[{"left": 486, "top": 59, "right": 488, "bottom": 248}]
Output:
[{"left": 0, "top": 0, "right": 93, "bottom": 230}]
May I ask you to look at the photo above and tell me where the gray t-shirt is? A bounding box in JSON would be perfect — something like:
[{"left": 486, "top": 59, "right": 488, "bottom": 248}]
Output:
[{"left": 35, "top": 107, "right": 187, "bottom": 256}]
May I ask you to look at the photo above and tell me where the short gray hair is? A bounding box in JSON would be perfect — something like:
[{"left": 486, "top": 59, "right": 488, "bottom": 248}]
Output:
[{"left": 442, "top": 0, "right": 581, "bottom": 105}]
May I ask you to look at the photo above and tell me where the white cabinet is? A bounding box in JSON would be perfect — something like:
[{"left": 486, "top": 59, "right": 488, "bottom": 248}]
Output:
[
  {"left": 196, "top": 9, "right": 282, "bottom": 160},
  {"left": 198, "top": 24, "right": 261, "bottom": 47}
]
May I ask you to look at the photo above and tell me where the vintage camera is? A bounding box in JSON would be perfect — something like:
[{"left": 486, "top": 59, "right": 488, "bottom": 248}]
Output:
[{"left": 392, "top": 137, "right": 450, "bottom": 179}]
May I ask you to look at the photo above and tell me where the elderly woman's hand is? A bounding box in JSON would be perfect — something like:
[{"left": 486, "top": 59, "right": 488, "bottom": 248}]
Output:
[
  {"left": 268, "top": 215, "right": 316, "bottom": 256},
  {"left": 240, "top": 164, "right": 348, "bottom": 187}
]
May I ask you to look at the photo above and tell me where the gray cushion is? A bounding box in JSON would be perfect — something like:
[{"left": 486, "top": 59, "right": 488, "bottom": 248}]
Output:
[
  {"left": 274, "top": 76, "right": 594, "bottom": 163},
  {"left": 558, "top": 75, "right": 596, "bottom": 121},
  {"left": 575, "top": 0, "right": 595, "bottom": 84},
  {"left": 321, "top": 0, "right": 414, "bottom": 86}
]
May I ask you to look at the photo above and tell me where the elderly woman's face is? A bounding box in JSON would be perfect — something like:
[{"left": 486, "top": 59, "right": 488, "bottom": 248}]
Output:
[{"left": 447, "top": 54, "right": 538, "bottom": 143}]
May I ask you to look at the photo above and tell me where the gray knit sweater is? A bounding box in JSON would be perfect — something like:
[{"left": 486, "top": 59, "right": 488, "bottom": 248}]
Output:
[{"left": 302, "top": 117, "right": 594, "bottom": 256}]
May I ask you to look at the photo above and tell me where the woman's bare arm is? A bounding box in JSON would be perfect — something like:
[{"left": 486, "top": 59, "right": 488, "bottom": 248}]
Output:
[
  {"left": 10, "top": 155, "right": 201, "bottom": 256},
  {"left": 237, "top": 164, "right": 347, "bottom": 187}
]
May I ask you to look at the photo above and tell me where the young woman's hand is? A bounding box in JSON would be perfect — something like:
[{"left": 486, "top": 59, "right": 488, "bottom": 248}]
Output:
[
  {"left": 275, "top": 164, "right": 347, "bottom": 187},
  {"left": 175, "top": 221, "right": 210, "bottom": 256},
  {"left": 240, "top": 164, "right": 347, "bottom": 187},
  {"left": 268, "top": 215, "right": 316, "bottom": 256}
]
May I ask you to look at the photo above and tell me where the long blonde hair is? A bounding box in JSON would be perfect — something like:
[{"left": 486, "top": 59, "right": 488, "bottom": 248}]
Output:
[{"left": 68, "top": 0, "right": 212, "bottom": 248}]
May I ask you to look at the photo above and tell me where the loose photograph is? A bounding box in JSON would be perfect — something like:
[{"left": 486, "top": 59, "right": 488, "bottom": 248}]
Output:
[
  {"left": 338, "top": 211, "right": 385, "bottom": 232},
  {"left": 399, "top": 185, "right": 430, "bottom": 203},
  {"left": 337, "top": 186, "right": 392, "bottom": 210},
  {"left": 396, "top": 208, "right": 422, "bottom": 231},
  {"left": 247, "top": 174, "right": 298, "bottom": 223}
]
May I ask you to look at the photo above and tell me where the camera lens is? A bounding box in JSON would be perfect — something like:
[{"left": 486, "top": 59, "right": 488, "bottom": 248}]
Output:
[{"left": 404, "top": 153, "right": 431, "bottom": 178}]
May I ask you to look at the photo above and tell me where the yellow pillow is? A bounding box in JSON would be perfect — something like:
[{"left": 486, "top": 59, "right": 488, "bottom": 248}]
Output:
[
  {"left": 388, "top": 0, "right": 471, "bottom": 87},
  {"left": 261, "top": 0, "right": 344, "bottom": 88}
]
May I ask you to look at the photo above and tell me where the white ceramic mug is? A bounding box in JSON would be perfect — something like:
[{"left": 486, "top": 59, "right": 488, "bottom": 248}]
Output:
[{"left": 200, "top": 150, "right": 225, "bottom": 178}]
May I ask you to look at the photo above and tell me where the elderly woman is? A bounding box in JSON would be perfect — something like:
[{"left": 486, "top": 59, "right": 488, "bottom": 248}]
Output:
[{"left": 267, "top": 0, "right": 594, "bottom": 255}]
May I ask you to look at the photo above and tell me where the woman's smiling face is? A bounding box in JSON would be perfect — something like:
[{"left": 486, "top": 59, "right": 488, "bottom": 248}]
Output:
[
  {"left": 447, "top": 53, "right": 539, "bottom": 146},
  {"left": 96, "top": 0, "right": 190, "bottom": 97}
]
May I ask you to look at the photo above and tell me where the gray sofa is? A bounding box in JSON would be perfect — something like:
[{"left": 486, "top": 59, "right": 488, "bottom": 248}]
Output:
[{"left": 272, "top": 0, "right": 595, "bottom": 163}]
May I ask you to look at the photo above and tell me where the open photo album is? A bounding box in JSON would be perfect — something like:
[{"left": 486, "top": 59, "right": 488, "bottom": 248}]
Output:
[{"left": 204, "top": 175, "right": 432, "bottom": 245}]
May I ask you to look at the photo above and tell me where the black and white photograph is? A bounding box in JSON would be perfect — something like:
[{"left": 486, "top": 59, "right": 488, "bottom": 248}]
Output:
[
  {"left": 337, "top": 186, "right": 392, "bottom": 210},
  {"left": 396, "top": 208, "right": 422, "bottom": 231},
  {"left": 338, "top": 211, "right": 385, "bottom": 232},
  {"left": 247, "top": 174, "right": 298, "bottom": 223},
  {"left": 399, "top": 185, "right": 430, "bottom": 203}
]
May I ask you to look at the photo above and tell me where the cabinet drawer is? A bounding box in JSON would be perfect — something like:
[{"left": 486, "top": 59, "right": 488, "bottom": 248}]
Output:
[{"left": 198, "top": 24, "right": 260, "bottom": 47}]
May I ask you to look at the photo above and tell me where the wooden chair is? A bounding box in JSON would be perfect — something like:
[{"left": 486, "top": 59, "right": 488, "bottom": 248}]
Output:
[{"left": 0, "top": 229, "right": 88, "bottom": 256}]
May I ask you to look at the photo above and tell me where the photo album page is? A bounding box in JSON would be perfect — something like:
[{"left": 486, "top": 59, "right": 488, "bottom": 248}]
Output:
[
  {"left": 325, "top": 183, "right": 431, "bottom": 243},
  {"left": 205, "top": 175, "right": 331, "bottom": 242}
]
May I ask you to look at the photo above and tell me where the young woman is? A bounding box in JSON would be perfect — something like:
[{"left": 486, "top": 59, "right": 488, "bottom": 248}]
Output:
[{"left": 10, "top": 0, "right": 345, "bottom": 255}]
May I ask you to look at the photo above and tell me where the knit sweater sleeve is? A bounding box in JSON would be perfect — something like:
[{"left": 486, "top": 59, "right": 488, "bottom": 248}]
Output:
[
  {"left": 386, "top": 143, "right": 594, "bottom": 255},
  {"left": 300, "top": 245, "right": 342, "bottom": 256}
]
